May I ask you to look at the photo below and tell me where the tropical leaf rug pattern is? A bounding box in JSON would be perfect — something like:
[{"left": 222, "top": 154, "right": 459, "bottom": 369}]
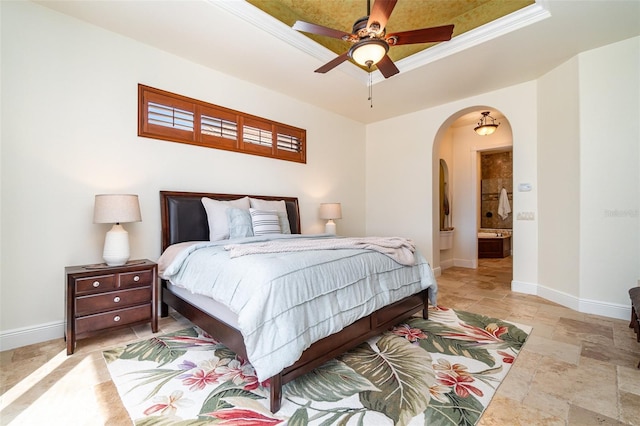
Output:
[{"left": 103, "top": 307, "right": 531, "bottom": 425}]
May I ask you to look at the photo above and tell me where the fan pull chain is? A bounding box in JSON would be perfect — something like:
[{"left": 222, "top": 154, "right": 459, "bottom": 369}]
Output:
[{"left": 368, "top": 67, "right": 374, "bottom": 108}]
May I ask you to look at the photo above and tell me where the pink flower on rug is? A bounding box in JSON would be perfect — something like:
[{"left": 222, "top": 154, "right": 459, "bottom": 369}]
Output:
[
  {"left": 392, "top": 324, "right": 427, "bottom": 342},
  {"left": 433, "top": 359, "right": 472, "bottom": 378},
  {"left": 498, "top": 350, "right": 515, "bottom": 364},
  {"left": 205, "top": 408, "right": 283, "bottom": 425},
  {"left": 436, "top": 372, "right": 484, "bottom": 398},
  {"left": 215, "top": 358, "right": 260, "bottom": 390},
  {"left": 143, "top": 390, "right": 192, "bottom": 416},
  {"left": 429, "top": 384, "right": 452, "bottom": 403},
  {"left": 181, "top": 368, "right": 220, "bottom": 391},
  {"left": 440, "top": 322, "right": 509, "bottom": 345}
]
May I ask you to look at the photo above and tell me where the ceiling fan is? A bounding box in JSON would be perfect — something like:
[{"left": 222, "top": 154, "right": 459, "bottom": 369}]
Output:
[{"left": 292, "top": 0, "right": 455, "bottom": 78}]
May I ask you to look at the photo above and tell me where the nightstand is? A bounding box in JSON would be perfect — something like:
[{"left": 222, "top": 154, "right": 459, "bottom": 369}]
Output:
[{"left": 65, "top": 259, "right": 158, "bottom": 355}]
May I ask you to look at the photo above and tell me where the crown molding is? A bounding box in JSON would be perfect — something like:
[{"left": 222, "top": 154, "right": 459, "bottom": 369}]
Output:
[{"left": 210, "top": 0, "right": 551, "bottom": 86}]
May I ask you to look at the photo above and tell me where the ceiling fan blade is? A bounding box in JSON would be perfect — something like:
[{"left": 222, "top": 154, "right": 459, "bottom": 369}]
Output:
[
  {"left": 376, "top": 55, "right": 399, "bottom": 78},
  {"left": 293, "top": 21, "right": 352, "bottom": 40},
  {"left": 386, "top": 24, "right": 455, "bottom": 45},
  {"left": 315, "top": 52, "right": 350, "bottom": 74},
  {"left": 367, "top": 0, "right": 397, "bottom": 32}
]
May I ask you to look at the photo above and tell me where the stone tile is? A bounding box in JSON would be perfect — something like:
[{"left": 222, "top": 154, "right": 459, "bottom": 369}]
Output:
[
  {"left": 567, "top": 404, "right": 627, "bottom": 425},
  {"left": 553, "top": 316, "right": 614, "bottom": 346},
  {"left": 531, "top": 356, "right": 619, "bottom": 419},
  {"left": 581, "top": 339, "right": 640, "bottom": 368},
  {"left": 522, "top": 334, "right": 581, "bottom": 365},
  {"left": 94, "top": 380, "right": 133, "bottom": 425},
  {"left": 479, "top": 395, "right": 565, "bottom": 425},
  {"left": 619, "top": 391, "right": 640, "bottom": 425},
  {"left": 522, "top": 388, "right": 570, "bottom": 421},
  {"left": 618, "top": 365, "right": 640, "bottom": 396}
]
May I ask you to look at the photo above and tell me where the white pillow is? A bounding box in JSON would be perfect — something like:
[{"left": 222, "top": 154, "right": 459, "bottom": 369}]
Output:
[
  {"left": 249, "top": 198, "right": 291, "bottom": 234},
  {"left": 250, "top": 208, "right": 281, "bottom": 236},
  {"left": 201, "top": 196, "right": 250, "bottom": 241}
]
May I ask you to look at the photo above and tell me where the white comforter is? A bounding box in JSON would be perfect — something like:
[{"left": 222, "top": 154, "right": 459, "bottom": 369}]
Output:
[{"left": 159, "top": 234, "right": 437, "bottom": 382}]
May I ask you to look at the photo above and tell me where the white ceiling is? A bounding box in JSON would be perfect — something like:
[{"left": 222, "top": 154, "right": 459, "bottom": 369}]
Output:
[{"left": 37, "top": 0, "right": 640, "bottom": 124}]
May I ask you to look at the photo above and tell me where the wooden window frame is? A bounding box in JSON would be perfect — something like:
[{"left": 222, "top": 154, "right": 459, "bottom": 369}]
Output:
[{"left": 138, "top": 84, "right": 306, "bottom": 163}]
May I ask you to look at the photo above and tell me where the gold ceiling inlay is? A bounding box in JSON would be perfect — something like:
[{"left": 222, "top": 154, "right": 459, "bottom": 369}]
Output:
[{"left": 246, "top": 0, "right": 534, "bottom": 63}]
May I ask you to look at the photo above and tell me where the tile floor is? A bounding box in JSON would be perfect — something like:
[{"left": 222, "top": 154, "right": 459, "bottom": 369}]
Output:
[{"left": 1, "top": 257, "right": 639, "bottom": 425}]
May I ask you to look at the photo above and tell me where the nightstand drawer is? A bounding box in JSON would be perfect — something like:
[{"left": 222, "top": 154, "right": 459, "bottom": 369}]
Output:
[
  {"left": 76, "top": 274, "right": 116, "bottom": 294},
  {"left": 120, "top": 269, "right": 153, "bottom": 288},
  {"left": 76, "top": 304, "right": 151, "bottom": 335},
  {"left": 76, "top": 287, "right": 152, "bottom": 316},
  {"left": 66, "top": 259, "right": 158, "bottom": 355}
]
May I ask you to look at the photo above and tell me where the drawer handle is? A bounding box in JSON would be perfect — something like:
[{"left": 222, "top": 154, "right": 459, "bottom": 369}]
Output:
[
  {"left": 113, "top": 296, "right": 121, "bottom": 303},
  {"left": 113, "top": 315, "right": 121, "bottom": 322},
  {"left": 92, "top": 281, "right": 100, "bottom": 288},
  {"left": 133, "top": 275, "right": 140, "bottom": 282}
]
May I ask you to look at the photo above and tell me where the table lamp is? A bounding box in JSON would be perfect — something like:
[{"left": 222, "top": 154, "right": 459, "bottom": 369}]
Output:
[
  {"left": 319, "top": 203, "right": 342, "bottom": 235},
  {"left": 93, "top": 194, "right": 142, "bottom": 266}
]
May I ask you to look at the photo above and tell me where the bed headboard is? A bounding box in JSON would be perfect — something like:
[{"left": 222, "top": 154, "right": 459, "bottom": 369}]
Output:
[{"left": 160, "top": 191, "right": 301, "bottom": 251}]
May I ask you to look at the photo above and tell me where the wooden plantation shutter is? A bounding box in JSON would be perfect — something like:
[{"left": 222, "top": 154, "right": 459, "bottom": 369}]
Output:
[{"left": 138, "top": 85, "right": 306, "bottom": 163}]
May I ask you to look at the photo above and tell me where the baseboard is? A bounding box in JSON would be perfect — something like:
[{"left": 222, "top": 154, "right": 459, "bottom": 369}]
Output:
[
  {"left": 0, "top": 321, "right": 64, "bottom": 351},
  {"left": 511, "top": 281, "right": 631, "bottom": 321},
  {"left": 440, "top": 259, "right": 454, "bottom": 270},
  {"left": 432, "top": 266, "right": 442, "bottom": 277},
  {"left": 453, "top": 258, "right": 477, "bottom": 269},
  {"left": 511, "top": 280, "right": 537, "bottom": 294},
  {"left": 579, "top": 298, "right": 631, "bottom": 321}
]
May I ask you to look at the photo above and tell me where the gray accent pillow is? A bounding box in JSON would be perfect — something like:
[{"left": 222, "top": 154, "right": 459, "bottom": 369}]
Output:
[{"left": 227, "top": 208, "right": 254, "bottom": 239}]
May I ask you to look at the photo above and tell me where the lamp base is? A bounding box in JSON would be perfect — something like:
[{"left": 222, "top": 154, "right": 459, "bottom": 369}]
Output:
[
  {"left": 325, "top": 220, "right": 336, "bottom": 235},
  {"left": 103, "top": 224, "right": 130, "bottom": 266}
]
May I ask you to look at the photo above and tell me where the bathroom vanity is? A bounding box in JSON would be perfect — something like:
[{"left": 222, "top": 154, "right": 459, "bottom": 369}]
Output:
[{"left": 478, "top": 233, "right": 511, "bottom": 258}]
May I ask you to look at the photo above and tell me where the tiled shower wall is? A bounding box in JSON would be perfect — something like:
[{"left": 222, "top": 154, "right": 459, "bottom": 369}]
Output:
[{"left": 481, "top": 151, "right": 513, "bottom": 229}]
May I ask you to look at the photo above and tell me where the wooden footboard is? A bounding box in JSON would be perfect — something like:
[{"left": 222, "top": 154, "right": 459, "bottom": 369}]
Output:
[{"left": 161, "top": 281, "right": 429, "bottom": 412}]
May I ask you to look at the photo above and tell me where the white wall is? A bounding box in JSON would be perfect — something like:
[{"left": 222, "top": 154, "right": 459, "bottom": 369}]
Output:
[
  {"left": 578, "top": 37, "right": 639, "bottom": 311},
  {"left": 537, "top": 57, "right": 581, "bottom": 300},
  {"left": 0, "top": 1, "right": 366, "bottom": 349},
  {"left": 366, "top": 82, "right": 539, "bottom": 293},
  {"left": 533, "top": 37, "right": 639, "bottom": 319}
]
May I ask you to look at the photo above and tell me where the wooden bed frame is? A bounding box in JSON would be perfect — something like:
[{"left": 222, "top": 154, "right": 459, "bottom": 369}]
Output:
[{"left": 159, "top": 190, "right": 430, "bottom": 412}]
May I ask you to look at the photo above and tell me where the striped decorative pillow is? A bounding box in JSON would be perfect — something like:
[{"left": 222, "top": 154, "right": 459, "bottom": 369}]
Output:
[{"left": 249, "top": 209, "right": 281, "bottom": 236}]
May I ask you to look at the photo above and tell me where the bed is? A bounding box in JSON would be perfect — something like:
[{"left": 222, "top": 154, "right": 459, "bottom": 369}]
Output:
[{"left": 158, "top": 190, "right": 437, "bottom": 413}]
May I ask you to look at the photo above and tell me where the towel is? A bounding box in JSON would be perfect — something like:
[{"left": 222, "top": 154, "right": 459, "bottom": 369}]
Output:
[{"left": 498, "top": 188, "right": 511, "bottom": 220}]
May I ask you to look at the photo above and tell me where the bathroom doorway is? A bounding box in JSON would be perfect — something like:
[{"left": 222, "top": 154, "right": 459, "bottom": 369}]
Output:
[{"left": 478, "top": 149, "right": 513, "bottom": 259}]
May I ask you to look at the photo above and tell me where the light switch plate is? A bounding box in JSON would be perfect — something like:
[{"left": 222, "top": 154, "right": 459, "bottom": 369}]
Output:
[
  {"left": 517, "top": 212, "right": 535, "bottom": 220},
  {"left": 518, "top": 183, "right": 532, "bottom": 192}
]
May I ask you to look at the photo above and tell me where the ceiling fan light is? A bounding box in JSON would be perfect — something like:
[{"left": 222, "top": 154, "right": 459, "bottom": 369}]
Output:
[
  {"left": 474, "top": 111, "right": 500, "bottom": 136},
  {"left": 349, "top": 39, "right": 388, "bottom": 67}
]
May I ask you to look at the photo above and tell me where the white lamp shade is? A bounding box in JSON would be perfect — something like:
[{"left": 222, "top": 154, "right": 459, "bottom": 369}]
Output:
[
  {"left": 94, "top": 194, "right": 142, "bottom": 224},
  {"left": 319, "top": 203, "right": 342, "bottom": 220}
]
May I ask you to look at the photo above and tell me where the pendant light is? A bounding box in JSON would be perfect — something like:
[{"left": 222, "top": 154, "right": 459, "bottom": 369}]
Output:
[{"left": 474, "top": 111, "right": 500, "bottom": 136}]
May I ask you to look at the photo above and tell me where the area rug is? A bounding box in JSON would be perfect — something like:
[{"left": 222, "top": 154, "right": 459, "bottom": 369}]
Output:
[{"left": 103, "top": 307, "right": 531, "bottom": 425}]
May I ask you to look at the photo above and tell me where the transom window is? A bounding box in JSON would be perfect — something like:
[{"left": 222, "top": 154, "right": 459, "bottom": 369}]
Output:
[{"left": 138, "top": 85, "right": 306, "bottom": 163}]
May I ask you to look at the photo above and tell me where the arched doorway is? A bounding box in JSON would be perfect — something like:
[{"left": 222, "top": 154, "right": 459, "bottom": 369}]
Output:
[{"left": 431, "top": 107, "right": 514, "bottom": 275}]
